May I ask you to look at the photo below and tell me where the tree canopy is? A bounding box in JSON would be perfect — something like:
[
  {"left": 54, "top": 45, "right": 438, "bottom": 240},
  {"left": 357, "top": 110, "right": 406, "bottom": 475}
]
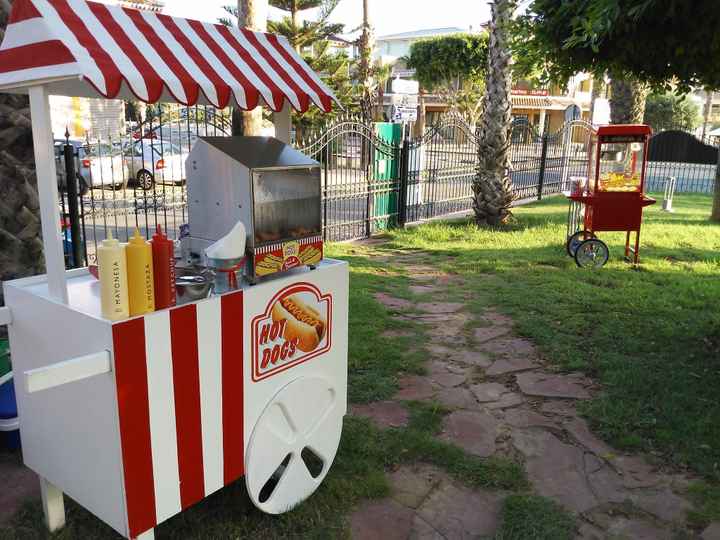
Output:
[
  {"left": 642, "top": 93, "right": 701, "bottom": 132},
  {"left": 406, "top": 33, "right": 488, "bottom": 122},
  {"left": 407, "top": 34, "right": 488, "bottom": 93},
  {"left": 518, "top": 0, "right": 720, "bottom": 92}
]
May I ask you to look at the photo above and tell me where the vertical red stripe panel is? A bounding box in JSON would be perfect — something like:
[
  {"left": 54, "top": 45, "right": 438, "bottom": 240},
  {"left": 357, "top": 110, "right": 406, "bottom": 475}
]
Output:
[
  {"left": 221, "top": 291, "right": 244, "bottom": 484},
  {"left": 112, "top": 318, "right": 156, "bottom": 538},
  {"left": 169, "top": 305, "right": 206, "bottom": 509}
]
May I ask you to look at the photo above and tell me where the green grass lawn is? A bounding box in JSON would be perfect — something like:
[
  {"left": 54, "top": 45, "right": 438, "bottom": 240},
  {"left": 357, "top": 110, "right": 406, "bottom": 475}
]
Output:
[{"left": 383, "top": 193, "right": 720, "bottom": 481}]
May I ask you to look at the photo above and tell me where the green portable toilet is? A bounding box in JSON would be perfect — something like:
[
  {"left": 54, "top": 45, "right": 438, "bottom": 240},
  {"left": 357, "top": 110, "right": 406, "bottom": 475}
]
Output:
[{"left": 373, "top": 122, "right": 402, "bottom": 230}]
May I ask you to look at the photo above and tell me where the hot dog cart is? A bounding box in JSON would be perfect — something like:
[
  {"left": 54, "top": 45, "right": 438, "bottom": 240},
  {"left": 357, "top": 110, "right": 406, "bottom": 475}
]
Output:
[
  {"left": 565, "top": 124, "right": 656, "bottom": 267},
  {"left": 0, "top": 2, "right": 346, "bottom": 539}
]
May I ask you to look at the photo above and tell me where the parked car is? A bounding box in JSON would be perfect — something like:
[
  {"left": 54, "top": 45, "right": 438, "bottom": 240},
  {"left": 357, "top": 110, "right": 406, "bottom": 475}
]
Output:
[
  {"left": 123, "top": 139, "right": 187, "bottom": 190},
  {"left": 54, "top": 139, "right": 128, "bottom": 191}
]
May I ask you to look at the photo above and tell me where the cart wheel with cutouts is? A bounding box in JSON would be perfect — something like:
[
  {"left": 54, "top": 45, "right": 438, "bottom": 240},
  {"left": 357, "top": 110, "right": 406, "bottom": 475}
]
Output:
[
  {"left": 566, "top": 230, "right": 596, "bottom": 257},
  {"left": 245, "top": 376, "right": 343, "bottom": 514},
  {"left": 574, "top": 238, "right": 609, "bottom": 268}
]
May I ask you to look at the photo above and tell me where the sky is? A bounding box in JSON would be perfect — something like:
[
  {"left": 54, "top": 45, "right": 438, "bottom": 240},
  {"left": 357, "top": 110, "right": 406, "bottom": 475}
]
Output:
[{"left": 163, "top": 0, "right": 491, "bottom": 38}]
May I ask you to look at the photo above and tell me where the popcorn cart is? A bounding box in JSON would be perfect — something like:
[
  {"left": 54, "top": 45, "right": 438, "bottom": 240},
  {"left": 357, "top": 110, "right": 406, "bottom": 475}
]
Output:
[
  {"left": 0, "top": 2, "right": 346, "bottom": 539},
  {"left": 565, "top": 125, "right": 656, "bottom": 267}
]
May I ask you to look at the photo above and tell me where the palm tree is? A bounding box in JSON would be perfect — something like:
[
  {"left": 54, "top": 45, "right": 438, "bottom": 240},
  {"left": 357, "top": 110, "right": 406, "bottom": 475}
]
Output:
[
  {"left": 234, "top": 0, "right": 267, "bottom": 135},
  {"left": 357, "top": 0, "right": 375, "bottom": 121},
  {"left": 0, "top": 0, "right": 45, "bottom": 330},
  {"left": 610, "top": 76, "right": 649, "bottom": 124},
  {"left": 473, "top": 0, "right": 515, "bottom": 226}
]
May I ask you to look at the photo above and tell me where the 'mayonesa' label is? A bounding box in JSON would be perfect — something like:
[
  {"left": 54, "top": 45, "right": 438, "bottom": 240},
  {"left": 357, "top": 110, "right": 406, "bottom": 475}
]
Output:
[{"left": 251, "top": 282, "right": 332, "bottom": 381}]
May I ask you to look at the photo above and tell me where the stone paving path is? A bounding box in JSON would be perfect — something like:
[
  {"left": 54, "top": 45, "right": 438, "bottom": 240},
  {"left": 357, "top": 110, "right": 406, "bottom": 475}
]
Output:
[{"left": 350, "top": 249, "right": 719, "bottom": 540}]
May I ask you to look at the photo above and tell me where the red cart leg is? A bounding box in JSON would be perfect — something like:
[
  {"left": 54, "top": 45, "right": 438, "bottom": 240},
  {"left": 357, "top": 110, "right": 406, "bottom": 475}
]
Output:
[
  {"left": 634, "top": 230, "right": 641, "bottom": 264},
  {"left": 625, "top": 231, "right": 631, "bottom": 258}
]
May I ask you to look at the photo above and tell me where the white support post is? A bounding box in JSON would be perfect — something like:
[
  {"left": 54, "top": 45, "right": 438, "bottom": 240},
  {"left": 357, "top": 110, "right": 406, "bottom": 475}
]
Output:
[
  {"left": 274, "top": 100, "right": 292, "bottom": 144},
  {"left": 40, "top": 477, "right": 66, "bottom": 532},
  {"left": 538, "top": 109, "right": 547, "bottom": 136},
  {"left": 28, "top": 85, "right": 68, "bottom": 304}
]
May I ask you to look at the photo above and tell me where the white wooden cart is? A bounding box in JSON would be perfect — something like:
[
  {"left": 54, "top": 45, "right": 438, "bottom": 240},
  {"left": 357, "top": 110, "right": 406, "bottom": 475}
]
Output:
[{"left": 0, "top": 1, "right": 347, "bottom": 538}]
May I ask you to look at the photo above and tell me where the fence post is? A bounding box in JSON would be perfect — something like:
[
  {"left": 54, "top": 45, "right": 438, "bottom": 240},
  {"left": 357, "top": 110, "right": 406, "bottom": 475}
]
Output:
[
  {"left": 537, "top": 134, "right": 548, "bottom": 200},
  {"left": 398, "top": 137, "right": 410, "bottom": 227},
  {"left": 63, "top": 137, "right": 83, "bottom": 268}
]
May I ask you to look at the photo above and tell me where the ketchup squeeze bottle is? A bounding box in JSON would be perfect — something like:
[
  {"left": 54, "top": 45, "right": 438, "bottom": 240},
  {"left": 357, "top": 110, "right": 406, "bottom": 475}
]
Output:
[{"left": 151, "top": 225, "right": 176, "bottom": 309}]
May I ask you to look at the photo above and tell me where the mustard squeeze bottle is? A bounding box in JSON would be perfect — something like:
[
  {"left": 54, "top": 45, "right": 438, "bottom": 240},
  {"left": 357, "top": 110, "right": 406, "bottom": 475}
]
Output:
[
  {"left": 126, "top": 228, "right": 155, "bottom": 316},
  {"left": 98, "top": 229, "right": 129, "bottom": 321}
]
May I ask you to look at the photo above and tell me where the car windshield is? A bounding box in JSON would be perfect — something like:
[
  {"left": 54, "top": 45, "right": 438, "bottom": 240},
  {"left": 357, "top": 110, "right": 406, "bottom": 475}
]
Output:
[
  {"left": 85, "top": 143, "right": 114, "bottom": 157},
  {"left": 127, "top": 141, "right": 182, "bottom": 157}
]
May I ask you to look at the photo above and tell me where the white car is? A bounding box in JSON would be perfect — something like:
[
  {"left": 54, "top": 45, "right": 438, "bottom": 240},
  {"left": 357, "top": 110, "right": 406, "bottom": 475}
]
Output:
[
  {"left": 55, "top": 140, "right": 127, "bottom": 191},
  {"left": 124, "top": 139, "right": 188, "bottom": 190},
  {"left": 84, "top": 142, "right": 128, "bottom": 189}
]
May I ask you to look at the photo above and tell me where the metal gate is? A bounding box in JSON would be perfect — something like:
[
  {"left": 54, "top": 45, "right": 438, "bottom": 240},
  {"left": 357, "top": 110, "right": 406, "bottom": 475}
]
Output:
[
  {"left": 295, "top": 115, "right": 401, "bottom": 242},
  {"left": 508, "top": 119, "right": 593, "bottom": 201},
  {"left": 404, "top": 113, "right": 479, "bottom": 223}
]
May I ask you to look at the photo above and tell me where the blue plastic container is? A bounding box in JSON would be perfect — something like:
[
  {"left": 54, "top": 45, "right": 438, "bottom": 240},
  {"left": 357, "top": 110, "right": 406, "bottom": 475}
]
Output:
[{"left": 0, "top": 376, "right": 20, "bottom": 450}]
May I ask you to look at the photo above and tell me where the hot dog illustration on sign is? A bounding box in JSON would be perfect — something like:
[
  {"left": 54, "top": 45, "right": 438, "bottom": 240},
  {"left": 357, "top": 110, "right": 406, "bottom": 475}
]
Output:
[{"left": 252, "top": 282, "right": 332, "bottom": 381}]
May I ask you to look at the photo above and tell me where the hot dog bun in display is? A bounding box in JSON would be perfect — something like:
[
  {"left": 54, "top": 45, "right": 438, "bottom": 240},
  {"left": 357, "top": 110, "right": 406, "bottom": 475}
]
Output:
[{"left": 271, "top": 294, "right": 327, "bottom": 352}]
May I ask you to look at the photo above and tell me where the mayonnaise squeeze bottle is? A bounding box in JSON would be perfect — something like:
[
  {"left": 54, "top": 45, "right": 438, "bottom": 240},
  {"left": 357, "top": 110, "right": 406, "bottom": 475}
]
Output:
[{"left": 98, "top": 229, "right": 129, "bottom": 321}]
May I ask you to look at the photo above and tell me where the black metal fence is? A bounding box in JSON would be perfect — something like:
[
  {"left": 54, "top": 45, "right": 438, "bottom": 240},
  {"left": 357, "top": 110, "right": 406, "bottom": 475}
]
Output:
[
  {"left": 646, "top": 130, "right": 719, "bottom": 193},
  {"left": 56, "top": 108, "right": 718, "bottom": 266}
]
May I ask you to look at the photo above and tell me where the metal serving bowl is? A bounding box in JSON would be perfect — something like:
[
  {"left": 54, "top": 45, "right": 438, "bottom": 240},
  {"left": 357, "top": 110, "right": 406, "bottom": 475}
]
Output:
[{"left": 176, "top": 273, "right": 212, "bottom": 304}]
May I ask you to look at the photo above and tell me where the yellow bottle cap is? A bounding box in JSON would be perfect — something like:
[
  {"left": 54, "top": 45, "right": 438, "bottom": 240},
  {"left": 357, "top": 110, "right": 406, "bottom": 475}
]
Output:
[{"left": 129, "top": 228, "right": 146, "bottom": 246}]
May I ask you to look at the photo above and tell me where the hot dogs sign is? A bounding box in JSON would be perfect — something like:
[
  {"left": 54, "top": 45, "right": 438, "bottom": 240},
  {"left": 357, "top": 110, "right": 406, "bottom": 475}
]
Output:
[{"left": 251, "top": 282, "right": 332, "bottom": 381}]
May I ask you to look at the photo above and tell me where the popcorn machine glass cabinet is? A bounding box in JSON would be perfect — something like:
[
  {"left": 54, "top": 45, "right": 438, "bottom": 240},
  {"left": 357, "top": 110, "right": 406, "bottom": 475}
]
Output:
[
  {"left": 593, "top": 139, "right": 646, "bottom": 193},
  {"left": 252, "top": 167, "right": 322, "bottom": 246}
]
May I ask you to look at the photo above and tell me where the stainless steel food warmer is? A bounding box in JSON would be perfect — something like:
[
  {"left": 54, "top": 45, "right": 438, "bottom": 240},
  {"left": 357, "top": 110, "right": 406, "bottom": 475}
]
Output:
[{"left": 186, "top": 136, "right": 323, "bottom": 281}]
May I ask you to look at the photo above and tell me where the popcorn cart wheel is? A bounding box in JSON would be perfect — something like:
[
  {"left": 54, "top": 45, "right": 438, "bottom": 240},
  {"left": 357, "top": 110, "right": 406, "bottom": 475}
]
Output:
[
  {"left": 566, "top": 230, "right": 596, "bottom": 257},
  {"left": 574, "top": 238, "right": 610, "bottom": 268}
]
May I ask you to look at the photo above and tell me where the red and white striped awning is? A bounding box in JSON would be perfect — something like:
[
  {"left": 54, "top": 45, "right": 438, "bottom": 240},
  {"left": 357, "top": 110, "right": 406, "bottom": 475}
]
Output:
[{"left": 0, "top": 0, "right": 337, "bottom": 112}]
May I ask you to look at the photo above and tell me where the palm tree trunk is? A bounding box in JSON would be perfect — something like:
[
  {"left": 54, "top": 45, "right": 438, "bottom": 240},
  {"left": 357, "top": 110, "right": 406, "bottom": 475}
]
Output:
[
  {"left": 234, "top": 0, "right": 267, "bottom": 136},
  {"left": 610, "top": 76, "right": 649, "bottom": 124},
  {"left": 358, "top": 0, "right": 375, "bottom": 122},
  {"left": 712, "top": 153, "right": 720, "bottom": 222},
  {"left": 0, "top": 0, "right": 45, "bottom": 336},
  {"left": 701, "top": 90, "right": 713, "bottom": 140},
  {"left": 473, "top": 0, "right": 515, "bottom": 226},
  {"left": 589, "top": 74, "right": 604, "bottom": 124}
]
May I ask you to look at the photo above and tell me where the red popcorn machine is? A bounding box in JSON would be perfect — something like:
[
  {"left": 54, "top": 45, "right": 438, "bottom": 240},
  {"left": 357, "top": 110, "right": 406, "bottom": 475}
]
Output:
[
  {"left": 565, "top": 124, "right": 656, "bottom": 267},
  {"left": 0, "top": 1, "right": 346, "bottom": 539}
]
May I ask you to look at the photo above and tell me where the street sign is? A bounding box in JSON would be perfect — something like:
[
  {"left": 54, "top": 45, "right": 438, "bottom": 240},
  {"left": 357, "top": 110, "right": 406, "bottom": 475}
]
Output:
[
  {"left": 392, "top": 106, "right": 417, "bottom": 123},
  {"left": 389, "top": 93, "right": 419, "bottom": 108},
  {"left": 391, "top": 78, "right": 419, "bottom": 95},
  {"left": 391, "top": 68, "right": 416, "bottom": 78}
]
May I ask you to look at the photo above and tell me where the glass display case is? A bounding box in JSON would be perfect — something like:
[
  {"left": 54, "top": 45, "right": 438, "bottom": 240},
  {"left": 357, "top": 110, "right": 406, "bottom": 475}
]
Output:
[
  {"left": 252, "top": 168, "right": 322, "bottom": 245},
  {"left": 588, "top": 129, "right": 649, "bottom": 194}
]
